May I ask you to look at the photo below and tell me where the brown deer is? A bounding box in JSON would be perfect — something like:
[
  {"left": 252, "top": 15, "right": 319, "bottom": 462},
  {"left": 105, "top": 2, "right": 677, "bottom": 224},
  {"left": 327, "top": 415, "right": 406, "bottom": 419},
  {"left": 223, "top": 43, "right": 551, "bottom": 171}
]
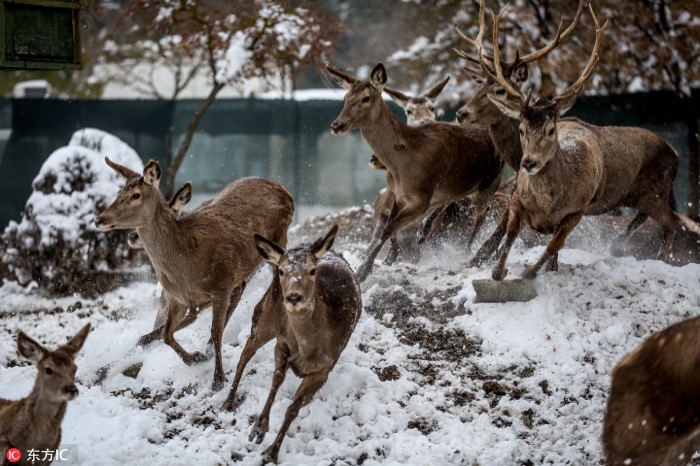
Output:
[
  {"left": 478, "top": 4, "right": 612, "bottom": 280},
  {"left": 95, "top": 159, "right": 294, "bottom": 391},
  {"left": 0, "top": 324, "right": 90, "bottom": 466},
  {"left": 327, "top": 62, "right": 503, "bottom": 282},
  {"left": 603, "top": 315, "right": 700, "bottom": 466},
  {"left": 457, "top": 0, "right": 683, "bottom": 270},
  {"left": 369, "top": 77, "right": 452, "bottom": 263},
  {"left": 455, "top": 0, "right": 584, "bottom": 266},
  {"left": 220, "top": 225, "right": 362, "bottom": 464},
  {"left": 127, "top": 181, "right": 192, "bottom": 250}
]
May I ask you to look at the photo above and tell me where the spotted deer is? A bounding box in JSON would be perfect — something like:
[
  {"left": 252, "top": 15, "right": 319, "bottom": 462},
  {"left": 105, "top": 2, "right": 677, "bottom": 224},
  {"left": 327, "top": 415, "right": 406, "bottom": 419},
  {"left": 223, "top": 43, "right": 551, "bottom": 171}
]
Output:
[
  {"left": 220, "top": 225, "right": 362, "bottom": 464},
  {"left": 603, "top": 315, "right": 700, "bottom": 466},
  {"left": 95, "top": 159, "right": 294, "bottom": 391},
  {"left": 0, "top": 324, "right": 90, "bottom": 466},
  {"left": 328, "top": 62, "right": 503, "bottom": 282},
  {"left": 457, "top": 0, "right": 683, "bottom": 269}
]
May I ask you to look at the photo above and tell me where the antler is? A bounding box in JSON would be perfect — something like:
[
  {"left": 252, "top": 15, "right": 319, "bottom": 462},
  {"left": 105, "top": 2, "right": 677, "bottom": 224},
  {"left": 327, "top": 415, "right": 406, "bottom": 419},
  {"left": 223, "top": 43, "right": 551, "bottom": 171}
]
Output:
[
  {"left": 516, "top": 0, "right": 584, "bottom": 64},
  {"left": 554, "top": 4, "right": 608, "bottom": 104},
  {"left": 454, "top": 0, "right": 488, "bottom": 65},
  {"left": 477, "top": 6, "right": 527, "bottom": 106},
  {"left": 455, "top": 0, "right": 584, "bottom": 70}
]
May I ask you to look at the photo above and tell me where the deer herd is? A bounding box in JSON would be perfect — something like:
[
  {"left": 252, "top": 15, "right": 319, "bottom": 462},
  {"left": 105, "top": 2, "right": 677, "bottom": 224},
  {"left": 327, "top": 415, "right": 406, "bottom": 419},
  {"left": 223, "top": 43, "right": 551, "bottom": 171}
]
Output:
[{"left": 2, "top": 1, "right": 699, "bottom": 465}]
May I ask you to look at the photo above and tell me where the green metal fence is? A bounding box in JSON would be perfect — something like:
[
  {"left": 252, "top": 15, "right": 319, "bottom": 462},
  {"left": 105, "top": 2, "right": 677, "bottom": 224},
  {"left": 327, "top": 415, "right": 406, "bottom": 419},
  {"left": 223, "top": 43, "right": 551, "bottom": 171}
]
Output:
[{"left": 0, "top": 91, "right": 697, "bottom": 228}]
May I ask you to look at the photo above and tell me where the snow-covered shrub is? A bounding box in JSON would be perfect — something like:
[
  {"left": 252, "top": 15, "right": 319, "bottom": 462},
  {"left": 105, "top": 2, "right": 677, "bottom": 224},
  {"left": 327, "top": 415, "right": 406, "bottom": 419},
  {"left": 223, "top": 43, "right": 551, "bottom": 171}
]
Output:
[{"left": 1, "top": 128, "right": 146, "bottom": 296}]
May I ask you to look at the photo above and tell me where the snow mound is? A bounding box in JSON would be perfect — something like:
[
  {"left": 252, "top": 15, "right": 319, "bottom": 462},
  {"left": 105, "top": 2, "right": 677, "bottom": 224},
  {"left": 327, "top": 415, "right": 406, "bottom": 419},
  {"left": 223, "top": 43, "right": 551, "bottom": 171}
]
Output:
[{"left": 1, "top": 128, "right": 146, "bottom": 296}]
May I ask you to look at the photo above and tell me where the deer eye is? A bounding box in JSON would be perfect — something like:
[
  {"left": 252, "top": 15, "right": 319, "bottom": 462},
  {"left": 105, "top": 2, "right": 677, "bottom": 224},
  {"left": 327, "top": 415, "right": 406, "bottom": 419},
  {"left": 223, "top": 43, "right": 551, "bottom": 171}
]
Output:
[
  {"left": 361, "top": 96, "right": 370, "bottom": 103},
  {"left": 547, "top": 127, "right": 555, "bottom": 137},
  {"left": 45, "top": 367, "right": 54, "bottom": 375},
  {"left": 278, "top": 269, "right": 284, "bottom": 277},
  {"left": 131, "top": 193, "right": 141, "bottom": 200},
  {"left": 407, "top": 110, "right": 413, "bottom": 115},
  {"left": 309, "top": 268, "right": 316, "bottom": 276},
  {"left": 494, "top": 88, "right": 506, "bottom": 96},
  {"left": 429, "top": 106, "right": 435, "bottom": 112}
]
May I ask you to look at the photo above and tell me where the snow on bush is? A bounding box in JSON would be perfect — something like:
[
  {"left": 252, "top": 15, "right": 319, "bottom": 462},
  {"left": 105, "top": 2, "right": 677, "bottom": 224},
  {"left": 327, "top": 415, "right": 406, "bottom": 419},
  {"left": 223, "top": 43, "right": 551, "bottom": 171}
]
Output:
[{"left": 1, "top": 128, "right": 146, "bottom": 296}]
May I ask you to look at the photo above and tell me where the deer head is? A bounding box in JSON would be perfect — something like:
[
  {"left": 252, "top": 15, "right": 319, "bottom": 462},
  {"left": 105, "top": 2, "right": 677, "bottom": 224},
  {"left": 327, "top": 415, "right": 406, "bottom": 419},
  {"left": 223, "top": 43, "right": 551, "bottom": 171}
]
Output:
[
  {"left": 17, "top": 324, "right": 91, "bottom": 402},
  {"left": 455, "top": 0, "right": 584, "bottom": 126},
  {"left": 254, "top": 225, "right": 338, "bottom": 314},
  {"left": 327, "top": 64, "right": 388, "bottom": 135},
  {"left": 481, "top": 4, "right": 607, "bottom": 175},
  {"left": 127, "top": 182, "right": 192, "bottom": 249},
  {"left": 95, "top": 158, "right": 170, "bottom": 231},
  {"left": 384, "top": 76, "right": 450, "bottom": 126}
]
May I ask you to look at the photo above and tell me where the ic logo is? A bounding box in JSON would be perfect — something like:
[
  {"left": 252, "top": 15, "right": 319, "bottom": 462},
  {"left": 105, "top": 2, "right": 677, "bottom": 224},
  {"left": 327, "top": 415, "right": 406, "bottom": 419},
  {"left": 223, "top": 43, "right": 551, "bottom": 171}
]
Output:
[{"left": 6, "top": 448, "right": 21, "bottom": 463}]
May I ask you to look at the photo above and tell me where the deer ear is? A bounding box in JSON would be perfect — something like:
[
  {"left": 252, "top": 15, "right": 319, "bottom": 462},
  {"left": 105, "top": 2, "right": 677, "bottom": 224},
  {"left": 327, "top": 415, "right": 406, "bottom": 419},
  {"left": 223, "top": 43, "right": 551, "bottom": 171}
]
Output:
[
  {"left": 463, "top": 66, "right": 486, "bottom": 85},
  {"left": 62, "top": 323, "right": 91, "bottom": 357},
  {"left": 370, "top": 63, "right": 387, "bottom": 92},
  {"left": 554, "top": 89, "right": 583, "bottom": 117},
  {"left": 487, "top": 93, "right": 521, "bottom": 120},
  {"left": 311, "top": 224, "right": 339, "bottom": 260},
  {"left": 510, "top": 63, "right": 529, "bottom": 88},
  {"left": 424, "top": 76, "right": 450, "bottom": 100},
  {"left": 105, "top": 157, "right": 139, "bottom": 181},
  {"left": 143, "top": 160, "right": 162, "bottom": 187},
  {"left": 326, "top": 64, "right": 357, "bottom": 91},
  {"left": 17, "top": 331, "right": 46, "bottom": 364},
  {"left": 169, "top": 182, "right": 192, "bottom": 214},
  {"left": 383, "top": 87, "right": 409, "bottom": 109},
  {"left": 254, "top": 234, "right": 285, "bottom": 265}
]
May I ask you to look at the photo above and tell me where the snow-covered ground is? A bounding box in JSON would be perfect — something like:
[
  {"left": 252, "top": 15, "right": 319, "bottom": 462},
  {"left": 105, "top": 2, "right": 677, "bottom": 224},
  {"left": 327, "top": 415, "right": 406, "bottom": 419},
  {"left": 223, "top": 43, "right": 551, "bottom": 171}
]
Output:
[{"left": 1, "top": 211, "right": 699, "bottom": 466}]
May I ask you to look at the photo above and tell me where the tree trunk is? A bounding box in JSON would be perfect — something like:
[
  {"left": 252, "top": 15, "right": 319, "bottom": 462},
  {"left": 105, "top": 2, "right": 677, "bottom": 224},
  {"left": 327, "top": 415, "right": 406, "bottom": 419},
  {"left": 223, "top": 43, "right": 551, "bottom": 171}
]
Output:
[{"left": 164, "top": 81, "right": 226, "bottom": 197}]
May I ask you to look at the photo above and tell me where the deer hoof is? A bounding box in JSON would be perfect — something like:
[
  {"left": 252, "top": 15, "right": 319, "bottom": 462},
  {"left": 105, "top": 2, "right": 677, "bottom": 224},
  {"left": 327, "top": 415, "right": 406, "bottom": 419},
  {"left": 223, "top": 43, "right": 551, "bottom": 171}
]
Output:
[
  {"left": 211, "top": 376, "right": 226, "bottom": 392},
  {"left": 184, "top": 351, "right": 209, "bottom": 365},
  {"left": 492, "top": 266, "right": 507, "bottom": 281},
  {"left": 521, "top": 266, "right": 538, "bottom": 280},
  {"left": 249, "top": 425, "right": 266, "bottom": 445},
  {"left": 261, "top": 448, "right": 279, "bottom": 465}
]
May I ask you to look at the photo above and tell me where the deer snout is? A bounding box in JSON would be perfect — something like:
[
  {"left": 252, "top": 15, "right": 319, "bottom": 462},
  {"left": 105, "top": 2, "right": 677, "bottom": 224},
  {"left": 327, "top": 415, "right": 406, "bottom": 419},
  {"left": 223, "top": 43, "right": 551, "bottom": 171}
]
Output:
[
  {"left": 331, "top": 120, "right": 347, "bottom": 135},
  {"left": 456, "top": 109, "right": 468, "bottom": 124},
  {"left": 520, "top": 158, "right": 539, "bottom": 174},
  {"left": 64, "top": 384, "right": 79, "bottom": 399},
  {"left": 369, "top": 154, "right": 386, "bottom": 170},
  {"left": 94, "top": 214, "right": 112, "bottom": 231},
  {"left": 285, "top": 293, "right": 304, "bottom": 311}
]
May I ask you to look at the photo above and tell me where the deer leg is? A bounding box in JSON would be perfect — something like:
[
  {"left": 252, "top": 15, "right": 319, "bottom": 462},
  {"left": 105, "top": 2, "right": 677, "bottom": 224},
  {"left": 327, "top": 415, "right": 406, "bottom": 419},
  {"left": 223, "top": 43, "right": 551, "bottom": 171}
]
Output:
[
  {"left": 492, "top": 200, "right": 523, "bottom": 281},
  {"left": 250, "top": 341, "right": 290, "bottom": 445},
  {"left": 210, "top": 293, "right": 237, "bottom": 392},
  {"left": 522, "top": 211, "right": 584, "bottom": 279},
  {"left": 417, "top": 206, "right": 446, "bottom": 244},
  {"left": 545, "top": 252, "right": 559, "bottom": 272},
  {"left": 221, "top": 292, "right": 278, "bottom": 412},
  {"left": 470, "top": 205, "right": 509, "bottom": 267},
  {"left": 356, "top": 198, "right": 430, "bottom": 282},
  {"left": 206, "top": 282, "right": 246, "bottom": 349},
  {"left": 654, "top": 210, "right": 680, "bottom": 261},
  {"left": 610, "top": 212, "right": 649, "bottom": 257},
  {"left": 139, "top": 306, "right": 199, "bottom": 346},
  {"left": 382, "top": 236, "right": 401, "bottom": 266},
  {"left": 262, "top": 370, "right": 330, "bottom": 465},
  {"left": 162, "top": 300, "right": 209, "bottom": 365}
]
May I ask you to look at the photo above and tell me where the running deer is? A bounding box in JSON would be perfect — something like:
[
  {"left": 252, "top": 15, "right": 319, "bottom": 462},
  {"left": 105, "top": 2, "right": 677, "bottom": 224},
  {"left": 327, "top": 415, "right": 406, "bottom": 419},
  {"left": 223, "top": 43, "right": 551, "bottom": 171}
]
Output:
[
  {"left": 457, "top": 0, "right": 683, "bottom": 269},
  {"left": 479, "top": 4, "right": 610, "bottom": 280},
  {"left": 455, "top": 0, "right": 583, "bottom": 266},
  {"left": 95, "top": 159, "right": 294, "bottom": 391},
  {"left": 371, "top": 77, "right": 472, "bottom": 263},
  {"left": 327, "top": 63, "right": 503, "bottom": 282},
  {"left": 220, "top": 225, "right": 362, "bottom": 464},
  {"left": 0, "top": 324, "right": 90, "bottom": 466},
  {"left": 603, "top": 315, "right": 700, "bottom": 466}
]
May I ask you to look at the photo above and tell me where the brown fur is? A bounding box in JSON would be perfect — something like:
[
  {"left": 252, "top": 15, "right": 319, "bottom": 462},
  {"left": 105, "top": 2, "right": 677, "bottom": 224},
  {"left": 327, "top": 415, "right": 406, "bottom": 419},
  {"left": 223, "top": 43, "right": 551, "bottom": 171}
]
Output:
[
  {"left": 220, "top": 225, "right": 362, "bottom": 464},
  {"left": 95, "top": 159, "right": 294, "bottom": 391},
  {"left": 603, "top": 316, "right": 700, "bottom": 466},
  {"left": 328, "top": 63, "right": 503, "bottom": 282},
  {"left": 0, "top": 325, "right": 90, "bottom": 466}
]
